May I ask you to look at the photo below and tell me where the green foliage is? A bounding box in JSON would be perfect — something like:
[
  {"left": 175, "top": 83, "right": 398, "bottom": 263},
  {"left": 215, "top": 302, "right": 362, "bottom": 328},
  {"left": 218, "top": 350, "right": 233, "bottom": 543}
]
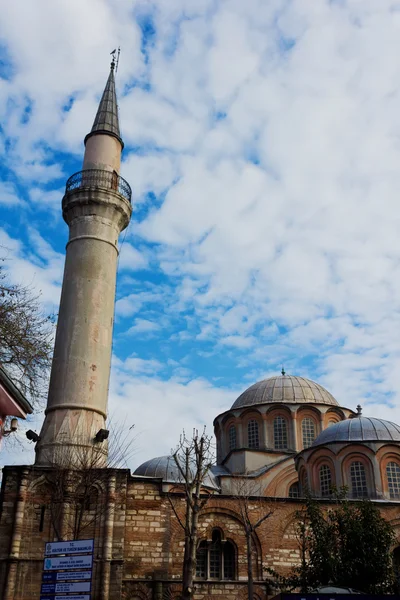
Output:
[{"left": 267, "top": 490, "right": 397, "bottom": 594}]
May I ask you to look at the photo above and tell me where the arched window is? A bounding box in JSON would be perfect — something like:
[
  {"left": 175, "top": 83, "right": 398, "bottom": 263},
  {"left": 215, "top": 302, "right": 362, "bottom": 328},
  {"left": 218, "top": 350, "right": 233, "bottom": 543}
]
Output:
[
  {"left": 228, "top": 425, "right": 236, "bottom": 451},
  {"left": 195, "top": 530, "right": 236, "bottom": 580},
  {"left": 386, "top": 462, "right": 400, "bottom": 499},
  {"left": 248, "top": 419, "right": 259, "bottom": 449},
  {"left": 302, "top": 417, "right": 316, "bottom": 448},
  {"left": 319, "top": 464, "right": 332, "bottom": 497},
  {"left": 273, "top": 416, "right": 288, "bottom": 450},
  {"left": 289, "top": 482, "right": 299, "bottom": 498},
  {"left": 350, "top": 461, "right": 368, "bottom": 498}
]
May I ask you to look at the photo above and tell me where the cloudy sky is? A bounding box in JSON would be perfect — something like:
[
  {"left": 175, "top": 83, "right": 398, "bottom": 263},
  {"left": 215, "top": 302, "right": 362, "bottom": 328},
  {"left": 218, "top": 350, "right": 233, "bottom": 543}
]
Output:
[{"left": 2, "top": 0, "right": 400, "bottom": 469}]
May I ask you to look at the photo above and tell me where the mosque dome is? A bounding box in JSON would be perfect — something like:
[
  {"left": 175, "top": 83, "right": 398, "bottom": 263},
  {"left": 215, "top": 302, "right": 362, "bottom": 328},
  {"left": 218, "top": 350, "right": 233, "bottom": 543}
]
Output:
[
  {"left": 231, "top": 374, "right": 338, "bottom": 410},
  {"left": 311, "top": 416, "right": 400, "bottom": 448},
  {"left": 133, "top": 455, "right": 220, "bottom": 490}
]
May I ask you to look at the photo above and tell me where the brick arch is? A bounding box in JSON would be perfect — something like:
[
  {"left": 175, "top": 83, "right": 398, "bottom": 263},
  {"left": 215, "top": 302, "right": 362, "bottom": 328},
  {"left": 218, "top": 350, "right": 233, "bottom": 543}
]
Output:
[
  {"left": 378, "top": 447, "right": 400, "bottom": 499},
  {"left": 197, "top": 508, "right": 263, "bottom": 579},
  {"left": 239, "top": 407, "right": 263, "bottom": 419},
  {"left": 281, "top": 509, "right": 301, "bottom": 538},
  {"left": 221, "top": 412, "right": 237, "bottom": 425},
  {"left": 27, "top": 474, "right": 49, "bottom": 493},
  {"left": 238, "top": 584, "right": 265, "bottom": 600},
  {"left": 325, "top": 407, "right": 345, "bottom": 421},
  {"left": 308, "top": 453, "right": 337, "bottom": 494},
  {"left": 199, "top": 505, "right": 245, "bottom": 525},
  {"left": 295, "top": 405, "right": 322, "bottom": 417},
  {"left": 263, "top": 460, "right": 297, "bottom": 497},
  {"left": 341, "top": 450, "right": 375, "bottom": 497},
  {"left": 125, "top": 582, "right": 151, "bottom": 600},
  {"left": 162, "top": 584, "right": 182, "bottom": 600},
  {"left": 266, "top": 404, "right": 292, "bottom": 416}
]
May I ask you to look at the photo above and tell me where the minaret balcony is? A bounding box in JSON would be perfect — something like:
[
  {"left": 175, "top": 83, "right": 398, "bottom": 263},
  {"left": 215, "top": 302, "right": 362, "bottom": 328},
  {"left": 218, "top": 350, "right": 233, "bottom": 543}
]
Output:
[{"left": 65, "top": 169, "right": 132, "bottom": 203}]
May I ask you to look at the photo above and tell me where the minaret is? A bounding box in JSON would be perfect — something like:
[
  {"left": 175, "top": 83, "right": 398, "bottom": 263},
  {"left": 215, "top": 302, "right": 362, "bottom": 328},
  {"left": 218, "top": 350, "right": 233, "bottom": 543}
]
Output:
[{"left": 35, "top": 59, "right": 132, "bottom": 466}]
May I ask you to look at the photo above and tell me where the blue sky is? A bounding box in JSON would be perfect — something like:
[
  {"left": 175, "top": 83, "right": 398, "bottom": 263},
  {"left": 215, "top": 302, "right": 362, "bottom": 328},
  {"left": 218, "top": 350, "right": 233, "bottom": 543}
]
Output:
[{"left": 2, "top": 0, "right": 400, "bottom": 468}]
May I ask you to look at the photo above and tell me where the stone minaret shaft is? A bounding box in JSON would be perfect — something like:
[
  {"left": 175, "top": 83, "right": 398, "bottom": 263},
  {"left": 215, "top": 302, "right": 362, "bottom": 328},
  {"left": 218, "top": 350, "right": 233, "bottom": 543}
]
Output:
[{"left": 35, "top": 62, "right": 132, "bottom": 466}]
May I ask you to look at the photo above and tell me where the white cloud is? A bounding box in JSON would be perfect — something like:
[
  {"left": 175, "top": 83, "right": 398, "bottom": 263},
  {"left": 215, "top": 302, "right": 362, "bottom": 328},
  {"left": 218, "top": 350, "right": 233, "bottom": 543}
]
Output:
[
  {"left": 4, "top": 0, "right": 400, "bottom": 469},
  {"left": 109, "top": 369, "right": 235, "bottom": 468},
  {"left": 220, "top": 335, "right": 256, "bottom": 349},
  {"left": 118, "top": 243, "right": 148, "bottom": 271},
  {"left": 126, "top": 318, "right": 161, "bottom": 336},
  {"left": 0, "top": 181, "right": 24, "bottom": 206}
]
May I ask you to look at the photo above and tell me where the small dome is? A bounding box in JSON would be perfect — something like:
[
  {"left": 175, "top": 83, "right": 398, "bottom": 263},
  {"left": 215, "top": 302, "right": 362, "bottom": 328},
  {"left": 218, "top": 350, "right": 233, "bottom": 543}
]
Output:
[
  {"left": 133, "top": 455, "right": 220, "bottom": 490},
  {"left": 231, "top": 374, "right": 338, "bottom": 410},
  {"left": 312, "top": 416, "right": 400, "bottom": 448}
]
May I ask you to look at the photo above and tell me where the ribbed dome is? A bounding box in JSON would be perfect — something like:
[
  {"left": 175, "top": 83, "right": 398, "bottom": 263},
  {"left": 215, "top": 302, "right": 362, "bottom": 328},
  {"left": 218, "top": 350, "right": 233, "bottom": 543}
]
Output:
[
  {"left": 231, "top": 375, "right": 338, "bottom": 410},
  {"left": 312, "top": 417, "right": 400, "bottom": 448},
  {"left": 133, "top": 455, "right": 220, "bottom": 490}
]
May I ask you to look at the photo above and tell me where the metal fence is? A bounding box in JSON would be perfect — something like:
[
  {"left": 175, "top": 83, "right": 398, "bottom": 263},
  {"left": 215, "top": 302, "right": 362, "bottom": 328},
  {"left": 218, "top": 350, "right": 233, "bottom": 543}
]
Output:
[{"left": 65, "top": 169, "right": 132, "bottom": 203}]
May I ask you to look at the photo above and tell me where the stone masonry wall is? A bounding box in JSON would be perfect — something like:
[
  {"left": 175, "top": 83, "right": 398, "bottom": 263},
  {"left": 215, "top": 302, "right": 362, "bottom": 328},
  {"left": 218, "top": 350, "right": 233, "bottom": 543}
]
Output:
[{"left": 1, "top": 466, "right": 400, "bottom": 600}]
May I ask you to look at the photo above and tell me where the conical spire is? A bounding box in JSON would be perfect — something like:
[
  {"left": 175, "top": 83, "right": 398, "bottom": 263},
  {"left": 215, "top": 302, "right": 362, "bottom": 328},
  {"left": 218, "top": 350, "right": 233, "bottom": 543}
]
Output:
[{"left": 84, "top": 61, "right": 123, "bottom": 148}]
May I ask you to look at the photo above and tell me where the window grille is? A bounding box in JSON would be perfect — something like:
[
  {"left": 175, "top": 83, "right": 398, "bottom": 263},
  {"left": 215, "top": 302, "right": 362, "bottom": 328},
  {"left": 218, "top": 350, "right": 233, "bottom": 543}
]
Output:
[
  {"left": 274, "top": 416, "right": 288, "bottom": 450},
  {"left": 228, "top": 425, "right": 236, "bottom": 451},
  {"left": 289, "top": 482, "right": 299, "bottom": 498},
  {"left": 350, "top": 461, "right": 368, "bottom": 498},
  {"left": 209, "top": 542, "right": 221, "bottom": 579},
  {"left": 319, "top": 464, "right": 332, "bottom": 497},
  {"left": 196, "top": 530, "right": 236, "bottom": 580},
  {"left": 248, "top": 419, "right": 259, "bottom": 449},
  {"left": 196, "top": 542, "right": 207, "bottom": 578},
  {"left": 223, "top": 543, "right": 235, "bottom": 579},
  {"left": 386, "top": 462, "right": 400, "bottom": 499},
  {"left": 302, "top": 417, "right": 316, "bottom": 449}
]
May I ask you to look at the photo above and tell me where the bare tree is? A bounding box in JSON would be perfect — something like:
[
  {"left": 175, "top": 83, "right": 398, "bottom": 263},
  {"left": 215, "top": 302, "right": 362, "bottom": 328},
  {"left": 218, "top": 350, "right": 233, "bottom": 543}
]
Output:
[
  {"left": 42, "top": 420, "right": 135, "bottom": 541},
  {"left": 167, "top": 429, "right": 215, "bottom": 600},
  {"left": 232, "top": 476, "right": 275, "bottom": 600},
  {"left": 0, "top": 257, "right": 54, "bottom": 406}
]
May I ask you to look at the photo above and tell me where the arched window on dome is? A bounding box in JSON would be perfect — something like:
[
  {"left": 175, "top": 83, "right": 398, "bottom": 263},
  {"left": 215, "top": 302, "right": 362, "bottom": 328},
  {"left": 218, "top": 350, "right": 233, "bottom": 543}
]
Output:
[
  {"left": 195, "top": 530, "right": 236, "bottom": 580},
  {"left": 350, "top": 461, "right": 368, "bottom": 498},
  {"left": 228, "top": 425, "right": 236, "bottom": 451},
  {"left": 302, "top": 417, "right": 316, "bottom": 449},
  {"left": 319, "top": 464, "right": 332, "bottom": 497},
  {"left": 248, "top": 419, "right": 259, "bottom": 449},
  {"left": 273, "top": 416, "right": 288, "bottom": 450},
  {"left": 289, "top": 482, "right": 299, "bottom": 498},
  {"left": 386, "top": 462, "right": 400, "bottom": 499}
]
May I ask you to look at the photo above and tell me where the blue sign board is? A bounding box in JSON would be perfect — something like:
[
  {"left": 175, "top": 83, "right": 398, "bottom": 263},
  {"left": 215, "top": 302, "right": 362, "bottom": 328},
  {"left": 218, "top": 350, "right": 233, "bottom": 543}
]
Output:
[
  {"left": 43, "top": 555, "right": 93, "bottom": 571},
  {"left": 41, "top": 581, "right": 91, "bottom": 595},
  {"left": 44, "top": 540, "right": 94, "bottom": 556},
  {"left": 40, "top": 596, "right": 90, "bottom": 600},
  {"left": 42, "top": 570, "right": 92, "bottom": 583},
  {"left": 42, "top": 538, "right": 93, "bottom": 599}
]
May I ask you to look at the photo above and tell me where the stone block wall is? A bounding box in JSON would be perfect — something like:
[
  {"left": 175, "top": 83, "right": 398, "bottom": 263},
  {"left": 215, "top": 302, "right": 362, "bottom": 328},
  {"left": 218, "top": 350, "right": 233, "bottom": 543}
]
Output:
[{"left": 1, "top": 466, "right": 400, "bottom": 600}]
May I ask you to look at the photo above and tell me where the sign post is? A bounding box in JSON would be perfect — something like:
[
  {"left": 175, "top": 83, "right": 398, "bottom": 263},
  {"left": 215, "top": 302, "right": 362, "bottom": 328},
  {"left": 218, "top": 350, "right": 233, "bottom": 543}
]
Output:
[{"left": 41, "top": 539, "right": 94, "bottom": 600}]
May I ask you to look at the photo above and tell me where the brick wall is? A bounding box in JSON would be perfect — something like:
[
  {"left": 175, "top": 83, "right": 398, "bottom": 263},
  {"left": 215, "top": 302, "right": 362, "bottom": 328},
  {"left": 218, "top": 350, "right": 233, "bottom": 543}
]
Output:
[{"left": 1, "top": 466, "right": 400, "bottom": 600}]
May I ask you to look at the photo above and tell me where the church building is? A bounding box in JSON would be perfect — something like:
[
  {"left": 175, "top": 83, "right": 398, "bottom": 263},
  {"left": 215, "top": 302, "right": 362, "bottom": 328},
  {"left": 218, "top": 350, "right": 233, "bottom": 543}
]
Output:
[{"left": 1, "top": 62, "right": 400, "bottom": 600}]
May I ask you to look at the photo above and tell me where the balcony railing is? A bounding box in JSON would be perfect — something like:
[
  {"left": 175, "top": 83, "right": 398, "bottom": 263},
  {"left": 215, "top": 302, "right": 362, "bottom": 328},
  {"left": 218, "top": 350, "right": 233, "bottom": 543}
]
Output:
[{"left": 65, "top": 169, "right": 132, "bottom": 203}]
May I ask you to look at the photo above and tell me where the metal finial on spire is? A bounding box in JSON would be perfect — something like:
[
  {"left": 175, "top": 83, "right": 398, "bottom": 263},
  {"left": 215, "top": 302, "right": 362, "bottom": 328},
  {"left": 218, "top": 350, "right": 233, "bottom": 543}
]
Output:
[
  {"left": 84, "top": 54, "right": 123, "bottom": 148},
  {"left": 356, "top": 404, "right": 362, "bottom": 416},
  {"left": 110, "top": 47, "right": 121, "bottom": 72},
  {"left": 281, "top": 366, "right": 286, "bottom": 376}
]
